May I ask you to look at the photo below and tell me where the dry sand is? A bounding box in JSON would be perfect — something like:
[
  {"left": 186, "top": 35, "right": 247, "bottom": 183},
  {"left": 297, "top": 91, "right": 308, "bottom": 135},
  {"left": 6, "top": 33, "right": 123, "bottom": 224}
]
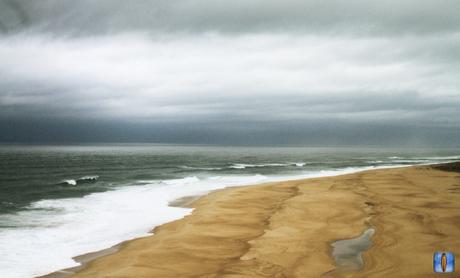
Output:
[{"left": 67, "top": 164, "right": 460, "bottom": 277}]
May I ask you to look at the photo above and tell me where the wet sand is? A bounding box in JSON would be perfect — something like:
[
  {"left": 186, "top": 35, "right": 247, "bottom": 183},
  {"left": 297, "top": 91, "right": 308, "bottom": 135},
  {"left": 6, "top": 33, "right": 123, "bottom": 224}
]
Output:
[
  {"left": 67, "top": 163, "right": 460, "bottom": 277},
  {"left": 40, "top": 245, "right": 120, "bottom": 278}
]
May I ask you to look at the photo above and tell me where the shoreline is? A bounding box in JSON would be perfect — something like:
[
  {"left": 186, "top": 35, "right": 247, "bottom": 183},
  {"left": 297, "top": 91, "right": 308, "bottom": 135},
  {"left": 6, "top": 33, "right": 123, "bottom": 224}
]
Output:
[
  {"left": 39, "top": 165, "right": 405, "bottom": 277},
  {"left": 40, "top": 194, "right": 204, "bottom": 278},
  {"left": 39, "top": 165, "right": 406, "bottom": 277},
  {"left": 45, "top": 162, "right": 460, "bottom": 277}
]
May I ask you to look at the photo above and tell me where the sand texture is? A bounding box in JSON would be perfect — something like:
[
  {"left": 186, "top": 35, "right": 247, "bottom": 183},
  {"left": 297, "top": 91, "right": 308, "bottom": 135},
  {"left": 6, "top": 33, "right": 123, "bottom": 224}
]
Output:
[{"left": 71, "top": 164, "right": 460, "bottom": 277}]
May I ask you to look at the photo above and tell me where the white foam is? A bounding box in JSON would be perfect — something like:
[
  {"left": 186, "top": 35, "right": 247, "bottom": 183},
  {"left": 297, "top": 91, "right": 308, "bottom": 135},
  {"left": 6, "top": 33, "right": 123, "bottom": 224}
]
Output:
[
  {"left": 0, "top": 165, "right": 407, "bottom": 278},
  {"left": 419, "top": 155, "right": 460, "bottom": 160},
  {"left": 60, "top": 175, "right": 99, "bottom": 186},
  {"left": 179, "top": 166, "right": 223, "bottom": 170},
  {"left": 61, "top": 179, "right": 76, "bottom": 186},
  {"left": 229, "top": 163, "right": 294, "bottom": 169},
  {"left": 229, "top": 164, "right": 247, "bottom": 169},
  {"left": 390, "top": 159, "right": 430, "bottom": 163},
  {"left": 77, "top": 175, "right": 99, "bottom": 182}
]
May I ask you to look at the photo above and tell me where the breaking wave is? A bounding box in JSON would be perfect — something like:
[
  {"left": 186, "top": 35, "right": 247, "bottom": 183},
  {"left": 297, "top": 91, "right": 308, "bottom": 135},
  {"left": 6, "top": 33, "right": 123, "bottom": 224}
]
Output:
[
  {"left": 229, "top": 163, "right": 306, "bottom": 169},
  {"left": 59, "top": 175, "right": 99, "bottom": 186}
]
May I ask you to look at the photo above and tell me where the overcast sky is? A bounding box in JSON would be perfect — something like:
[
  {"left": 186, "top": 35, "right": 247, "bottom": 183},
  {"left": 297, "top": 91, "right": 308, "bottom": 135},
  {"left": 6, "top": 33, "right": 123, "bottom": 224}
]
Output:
[{"left": 0, "top": 0, "right": 459, "bottom": 145}]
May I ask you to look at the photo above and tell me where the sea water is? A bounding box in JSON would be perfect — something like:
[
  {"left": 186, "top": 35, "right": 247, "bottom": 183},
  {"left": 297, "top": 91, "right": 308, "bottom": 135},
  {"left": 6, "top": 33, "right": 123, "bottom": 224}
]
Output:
[{"left": 0, "top": 144, "right": 459, "bottom": 277}]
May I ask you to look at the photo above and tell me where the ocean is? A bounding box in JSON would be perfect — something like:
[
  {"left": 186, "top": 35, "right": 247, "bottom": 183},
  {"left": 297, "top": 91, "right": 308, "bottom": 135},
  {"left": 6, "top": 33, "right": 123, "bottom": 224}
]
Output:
[{"left": 0, "top": 144, "right": 459, "bottom": 277}]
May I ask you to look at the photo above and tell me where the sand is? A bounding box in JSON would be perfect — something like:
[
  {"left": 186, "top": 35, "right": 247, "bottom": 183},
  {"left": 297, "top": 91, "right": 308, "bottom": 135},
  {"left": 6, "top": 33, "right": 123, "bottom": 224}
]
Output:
[{"left": 68, "top": 164, "right": 460, "bottom": 277}]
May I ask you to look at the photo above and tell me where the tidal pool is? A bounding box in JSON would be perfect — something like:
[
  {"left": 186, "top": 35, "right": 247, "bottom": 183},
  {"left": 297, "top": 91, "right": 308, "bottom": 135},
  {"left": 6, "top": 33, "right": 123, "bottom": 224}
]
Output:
[{"left": 331, "top": 228, "right": 375, "bottom": 271}]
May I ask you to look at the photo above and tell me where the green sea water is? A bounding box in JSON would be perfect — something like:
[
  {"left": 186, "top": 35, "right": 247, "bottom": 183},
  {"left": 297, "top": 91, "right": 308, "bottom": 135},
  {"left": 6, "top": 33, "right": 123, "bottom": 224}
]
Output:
[{"left": 1, "top": 144, "right": 459, "bottom": 214}]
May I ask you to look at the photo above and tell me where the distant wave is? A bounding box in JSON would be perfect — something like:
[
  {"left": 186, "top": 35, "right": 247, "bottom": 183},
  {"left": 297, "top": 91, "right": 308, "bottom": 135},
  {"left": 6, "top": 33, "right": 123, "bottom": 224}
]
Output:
[
  {"left": 229, "top": 163, "right": 306, "bottom": 169},
  {"left": 419, "top": 155, "right": 460, "bottom": 160},
  {"left": 368, "top": 160, "right": 384, "bottom": 163},
  {"left": 381, "top": 155, "right": 460, "bottom": 164},
  {"left": 61, "top": 179, "right": 77, "bottom": 186},
  {"left": 77, "top": 175, "right": 99, "bottom": 183},
  {"left": 390, "top": 159, "right": 431, "bottom": 163},
  {"left": 179, "top": 166, "right": 223, "bottom": 171},
  {"left": 389, "top": 158, "right": 459, "bottom": 163},
  {"left": 59, "top": 175, "right": 99, "bottom": 186},
  {"left": 178, "top": 163, "right": 307, "bottom": 171}
]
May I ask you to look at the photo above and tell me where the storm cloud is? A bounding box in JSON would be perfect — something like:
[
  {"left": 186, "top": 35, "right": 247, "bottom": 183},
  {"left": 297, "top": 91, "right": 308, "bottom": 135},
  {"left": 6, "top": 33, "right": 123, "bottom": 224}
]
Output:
[
  {"left": 0, "top": 1, "right": 459, "bottom": 145},
  {"left": 1, "top": 0, "right": 460, "bottom": 36}
]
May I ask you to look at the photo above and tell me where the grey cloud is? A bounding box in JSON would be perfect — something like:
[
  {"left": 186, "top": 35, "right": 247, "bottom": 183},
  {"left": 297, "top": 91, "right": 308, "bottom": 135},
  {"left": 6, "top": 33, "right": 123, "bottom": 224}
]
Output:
[
  {"left": 0, "top": 0, "right": 459, "bottom": 36},
  {"left": 1, "top": 33, "right": 459, "bottom": 131},
  {"left": 0, "top": 1, "right": 459, "bottom": 145}
]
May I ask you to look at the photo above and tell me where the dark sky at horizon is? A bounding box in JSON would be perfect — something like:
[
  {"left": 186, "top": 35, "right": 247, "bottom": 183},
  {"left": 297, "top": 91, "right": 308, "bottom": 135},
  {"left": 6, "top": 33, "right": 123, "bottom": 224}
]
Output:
[{"left": 0, "top": 0, "right": 459, "bottom": 146}]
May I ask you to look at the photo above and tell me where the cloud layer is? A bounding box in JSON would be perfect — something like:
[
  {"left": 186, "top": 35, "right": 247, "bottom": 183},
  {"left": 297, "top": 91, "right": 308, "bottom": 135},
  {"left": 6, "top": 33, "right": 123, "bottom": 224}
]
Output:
[
  {"left": 1, "top": 0, "right": 460, "bottom": 36},
  {"left": 0, "top": 1, "right": 459, "bottom": 145}
]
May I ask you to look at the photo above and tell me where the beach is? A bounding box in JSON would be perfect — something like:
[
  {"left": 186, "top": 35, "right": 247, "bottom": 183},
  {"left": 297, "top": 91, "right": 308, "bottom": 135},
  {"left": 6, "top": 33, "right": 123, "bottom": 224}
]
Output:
[
  {"left": 2, "top": 1, "right": 460, "bottom": 276},
  {"left": 53, "top": 163, "right": 460, "bottom": 277}
]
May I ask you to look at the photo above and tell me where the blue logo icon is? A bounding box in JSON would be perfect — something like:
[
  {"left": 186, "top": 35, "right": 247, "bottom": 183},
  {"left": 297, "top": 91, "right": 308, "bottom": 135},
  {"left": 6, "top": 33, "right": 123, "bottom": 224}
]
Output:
[{"left": 434, "top": 252, "right": 455, "bottom": 273}]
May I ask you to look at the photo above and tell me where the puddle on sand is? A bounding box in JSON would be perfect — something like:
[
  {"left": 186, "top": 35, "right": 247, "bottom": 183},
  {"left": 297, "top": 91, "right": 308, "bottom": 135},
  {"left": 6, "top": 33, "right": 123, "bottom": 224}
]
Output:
[{"left": 331, "top": 228, "right": 375, "bottom": 271}]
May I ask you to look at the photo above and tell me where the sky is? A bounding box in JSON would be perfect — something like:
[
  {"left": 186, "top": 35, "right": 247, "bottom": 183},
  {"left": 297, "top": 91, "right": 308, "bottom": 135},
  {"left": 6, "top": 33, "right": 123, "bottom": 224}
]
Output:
[{"left": 0, "top": 0, "right": 459, "bottom": 146}]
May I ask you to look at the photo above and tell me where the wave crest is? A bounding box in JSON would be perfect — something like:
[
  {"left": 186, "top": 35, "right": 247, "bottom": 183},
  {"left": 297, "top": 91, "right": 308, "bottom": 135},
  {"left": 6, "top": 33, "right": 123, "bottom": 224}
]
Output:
[
  {"left": 229, "top": 162, "right": 306, "bottom": 169},
  {"left": 60, "top": 179, "right": 77, "bottom": 186},
  {"left": 59, "top": 175, "right": 99, "bottom": 186}
]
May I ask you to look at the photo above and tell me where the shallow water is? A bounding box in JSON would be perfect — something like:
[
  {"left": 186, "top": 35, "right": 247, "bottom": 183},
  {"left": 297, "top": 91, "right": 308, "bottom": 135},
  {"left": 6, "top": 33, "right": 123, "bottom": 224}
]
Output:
[{"left": 332, "top": 228, "right": 376, "bottom": 270}]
